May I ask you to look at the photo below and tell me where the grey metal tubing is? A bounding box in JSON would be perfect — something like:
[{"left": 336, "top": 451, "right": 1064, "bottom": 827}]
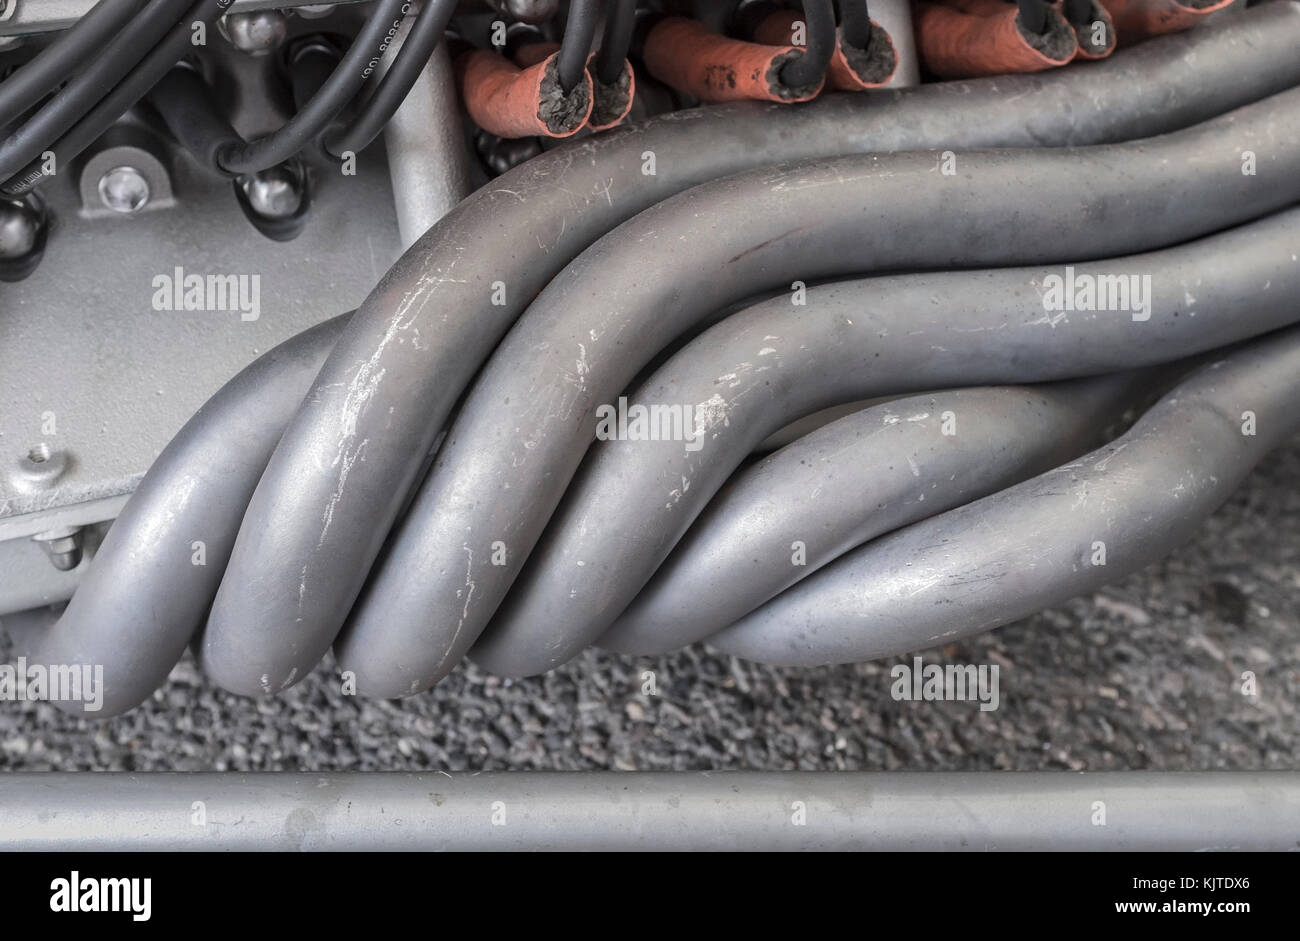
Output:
[
  {"left": 708, "top": 324, "right": 1300, "bottom": 666},
  {"left": 25, "top": 316, "right": 349, "bottom": 718},
  {"left": 1, "top": 772, "right": 1296, "bottom": 850},
  {"left": 380, "top": 35, "right": 472, "bottom": 249},
  {"left": 336, "top": 90, "right": 1300, "bottom": 697},
  {"left": 517, "top": 209, "right": 1300, "bottom": 661},
  {"left": 199, "top": 4, "right": 1300, "bottom": 699},
  {"left": 587, "top": 378, "right": 1151, "bottom": 658}
]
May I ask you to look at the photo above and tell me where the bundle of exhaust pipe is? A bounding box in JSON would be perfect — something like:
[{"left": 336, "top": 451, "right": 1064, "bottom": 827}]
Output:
[{"left": 14, "top": 3, "right": 1300, "bottom": 717}]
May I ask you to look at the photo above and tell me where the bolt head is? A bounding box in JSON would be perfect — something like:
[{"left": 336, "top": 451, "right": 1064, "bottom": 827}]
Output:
[
  {"left": 98, "top": 166, "right": 151, "bottom": 214},
  {"left": 221, "top": 11, "right": 289, "bottom": 54},
  {"left": 32, "top": 526, "right": 85, "bottom": 572},
  {"left": 242, "top": 165, "right": 303, "bottom": 218},
  {"left": 41, "top": 536, "right": 84, "bottom": 571},
  {"left": 0, "top": 199, "right": 39, "bottom": 259}
]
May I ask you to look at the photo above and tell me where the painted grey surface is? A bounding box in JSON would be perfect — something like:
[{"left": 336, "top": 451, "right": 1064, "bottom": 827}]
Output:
[{"left": 0, "top": 147, "right": 399, "bottom": 527}]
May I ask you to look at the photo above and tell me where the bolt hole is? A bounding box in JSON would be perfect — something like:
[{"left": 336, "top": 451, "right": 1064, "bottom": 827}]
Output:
[{"left": 27, "top": 444, "right": 50, "bottom": 464}]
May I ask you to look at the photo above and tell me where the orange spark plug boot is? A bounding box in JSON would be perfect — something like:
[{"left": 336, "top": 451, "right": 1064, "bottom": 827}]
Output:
[
  {"left": 752, "top": 8, "right": 898, "bottom": 90},
  {"left": 642, "top": 16, "right": 824, "bottom": 103}
]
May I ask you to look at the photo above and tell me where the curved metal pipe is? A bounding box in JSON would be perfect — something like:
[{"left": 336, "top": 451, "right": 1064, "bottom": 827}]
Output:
[
  {"left": 556, "top": 0, "right": 601, "bottom": 94},
  {"left": 539, "top": 378, "right": 1156, "bottom": 661},
  {"left": 28, "top": 317, "right": 349, "bottom": 717},
  {"left": 197, "top": 7, "right": 1300, "bottom": 700},
  {"left": 708, "top": 324, "right": 1300, "bottom": 665},
  {"left": 17, "top": 7, "right": 1300, "bottom": 717},
  {"left": 333, "top": 90, "right": 1300, "bottom": 696},
  {"left": 472, "top": 208, "right": 1300, "bottom": 673}
]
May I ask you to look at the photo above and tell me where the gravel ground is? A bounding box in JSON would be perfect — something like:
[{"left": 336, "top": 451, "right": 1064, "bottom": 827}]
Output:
[{"left": 1, "top": 436, "right": 1297, "bottom": 773}]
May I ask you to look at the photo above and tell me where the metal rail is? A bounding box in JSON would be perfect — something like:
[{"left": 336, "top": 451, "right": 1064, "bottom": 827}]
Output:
[{"left": 0, "top": 772, "right": 1295, "bottom": 850}]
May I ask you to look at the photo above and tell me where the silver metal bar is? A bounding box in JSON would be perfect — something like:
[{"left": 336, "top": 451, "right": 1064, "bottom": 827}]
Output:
[
  {"left": 0, "top": 0, "right": 370, "bottom": 36},
  {"left": 378, "top": 8, "right": 472, "bottom": 249},
  {"left": 1, "top": 773, "right": 1296, "bottom": 850}
]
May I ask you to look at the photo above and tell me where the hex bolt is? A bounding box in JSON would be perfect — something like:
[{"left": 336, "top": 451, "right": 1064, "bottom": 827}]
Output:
[
  {"left": 33, "top": 527, "right": 85, "bottom": 572},
  {"left": 97, "top": 166, "right": 151, "bottom": 214}
]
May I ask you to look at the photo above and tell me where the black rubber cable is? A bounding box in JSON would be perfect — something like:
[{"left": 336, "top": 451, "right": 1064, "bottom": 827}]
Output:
[
  {"left": 832, "top": 0, "right": 873, "bottom": 48},
  {"left": 837, "top": 0, "right": 872, "bottom": 50},
  {"left": 1, "top": 0, "right": 234, "bottom": 197},
  {"left": 327, "top": 0, "right": 459, "bottom": 158},
  {"left": 594, "top": 0, "right": 638, "bottom": 86},
  {"left": 152, "top": 39, "right": 341, "bottom": 175},
  {"left": 288, "top": 39, "right": 343, "bottom": 111},
  {"left": 0, "top": 0, "right": 194, "bottom": 183},
  {"left": 214, "top": 0, "right": 409, "bottom": 175},
  {"left": 147, "top": 65, "right": 243, "bottom": 175},
  {"left": 557, "top": 0, "right": 601, "bottom": 93},
  {"left": 1017, "top": 0, "right": 1051, "bottom": 34},
  {"left": 0, "top": 0, "right": 150, "bottom": 131},
  {"left": 779, "top": 0, "right": 837, "bottom": 88},
  {"left": 1063, "top": 0, "right": 1094, "bottom": 22}
]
